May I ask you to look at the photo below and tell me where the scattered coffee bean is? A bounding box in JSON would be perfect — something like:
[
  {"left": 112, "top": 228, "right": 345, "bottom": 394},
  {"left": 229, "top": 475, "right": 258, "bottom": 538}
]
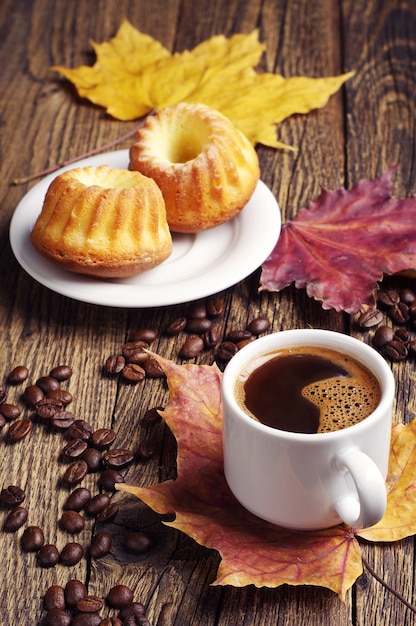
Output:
[
  {"left": 49, "top": 365, "right": 73, "bottom": 381},
  {"left": 44, "top": 608, "right": 72, "bottom": 626},
  {"left": 0, "top": 485, "right": 25, "bottom": 506},
  {"left": 7, "top": 365, "right": 29, "bottom": 385},
  {"left": 37, "top": 543, "right": 60, "bottom": 568},
  {"left": 358, "top": 308, "right": 383, "bottom": 328},
  {"left": 91, "top": 428, "right": 116, "bottom": 449},
  {"left": 64, "top": 487, "right": 92, "bottom": 512},
  {"left": 36, "top": 375, "right": 60, "bottom": 393},
  {"left": 390, "top": 302, "right": 410, "bottom": 324},
  {"left": 3, "top": 506, "right": 28, "bottom": 531},
  {"left": 44, "top": 585, "right": 66, "bottom": 611},
  {"left": 129, "top": 328, "right": 157, "bottom": 343},
  {"left": 72, "top": 614, "right": 102, "bottom": 626},
  {"left": 102, "top": 449, "right": 134, "bottom": 469},
  {"left": 372, "top": 325, "right": 394, "bottom": 347},
  {"left": 21, "top": 525, "right": 44, "bottom": 551},
  {"left": 179, "top": 336, "right": 204, "bottom": 358},
  {"left": 202, "top": 328, "right": 220, "bottom": 349},
  {"left": 142, "top": 358, "right": 165, "bottom": 378},
  {"left": 122, "top": 363, "right": 146, "bottom": 383},
  {"left": 123, "top": 531, "right": 153, "bottom": 554},
  {"left": 226, "top": 329, "right": 252, "bottom": 343},
  {"left": 67, "top": 420, "right": 93, "bottom": 441},
  {"left": 106, "top": 584, "right": 134, "bottom": 609},
  {"left": 60, "top": 510, "right": 85, "bottom": 534},
  {"left": 96, "top": 503, "right": 119, "bottom": 524},
  {"left": 35, "top": 397, "right": 64, "bottom": 419},
  {"left": 384, "top": 339, "right": 408, "bottom": 361},
  {"left": 82, "top": 447, "right": 103, "bottom": 472},
  {"left": 216, "top": 341, "right": 238, "bottom": 362},
  {"left": 60, "top": 542, "right": 84, "bottom": 566},
  {"left": 85, "top": 493, "right": 111, "bottom": 517},
  {"left": 118, "top": 602, "right": 146, "bottom": 619},
  {"left": 104, "top": 355, "right": 126, "bottom": 375},
  {"left": 51, "top": 410, "right": 76, "bottom": 429},
  {"left": 7, "top": 418, "right": 33, "bottom": 441},
  {"left": 90, "top": 531, "right": 113, "bottom": 559},
  {"left": 186, "top": 302, "right": 207, "bottom": 319},
  {"left": 77, "top": 595, "right": 104, "bottom": 613},
  {"left": 63, "top": 438, "right": 89, "bottom": 459},
  {"left": 47, "top": 388, "right": 73, "bottom": 406},
  {"left": 142, "top": 407, "right": 163, "bottom": 426},
  {"left": 164, "top": 317, "right": 187, "bottom": 336},
  {"left": 247, "top": 316, "right": 271, "bottom": 335},
  {"left": 100, "top": 618, "right": 123, "bottom": 626},
  {"left": 185, "top": 317, "right": 212, "bottom": 334},
  {"left": 378, "top": 289, "right": 400, "bottom": 307},
  {"left": 99, "top": 469, "right": 124, "bottom": 491},
  {"left": 63, "top": 460, "right": 89, "bottom": 485},
  {"left": 394, "top": 328, "right": 410, "bottom": 344},
  {"left": 23, "top": 384, "right": 44, "bottom": 407},
  {"left": 206, "top": 297, "right": 224, "bottom": 318},
  {"left": 0, "top": 403, "right": 20, "bottom": 420},
  {"left": 137, "top": 439, "right": 157, "bottom": 460},
  {"left": 65, "top": 579, "right": 87, "bottom": 607}
]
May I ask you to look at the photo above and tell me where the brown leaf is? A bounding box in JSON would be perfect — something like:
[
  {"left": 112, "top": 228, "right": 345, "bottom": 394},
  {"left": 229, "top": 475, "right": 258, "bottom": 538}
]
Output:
[{"left": 260, "top": 169, "right": 416, "bottom": 313}]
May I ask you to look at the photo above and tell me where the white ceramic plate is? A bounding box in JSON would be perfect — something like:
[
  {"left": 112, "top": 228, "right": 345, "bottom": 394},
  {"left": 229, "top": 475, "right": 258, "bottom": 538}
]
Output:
[{"left": 9, "top": 150, "right": 281, "bottom": 308}]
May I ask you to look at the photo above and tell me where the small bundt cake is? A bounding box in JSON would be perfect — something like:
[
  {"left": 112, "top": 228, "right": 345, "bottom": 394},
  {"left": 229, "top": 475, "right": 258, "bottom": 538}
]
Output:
[
  {"left": 30, "top": 165, "right": 172, "bottom": 278},
  {"left": 129, "top": 103, "right": 260, "bottom": 233}
]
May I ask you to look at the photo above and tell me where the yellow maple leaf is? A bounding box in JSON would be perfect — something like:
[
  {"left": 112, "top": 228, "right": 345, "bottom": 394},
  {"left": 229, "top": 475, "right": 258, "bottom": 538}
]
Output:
[{"left": 53, "top": 20, "right": 353, "bottom": 149}]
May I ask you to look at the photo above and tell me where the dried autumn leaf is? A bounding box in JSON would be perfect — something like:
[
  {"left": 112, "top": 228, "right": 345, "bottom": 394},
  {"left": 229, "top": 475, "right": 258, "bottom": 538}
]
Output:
[
  {"left": 118, "top": 355, "right": 363, "bottom": 600},
  {"left": 53, "top": 19, "right": 353, "bottom": 149},
  {"left": 260, "top": 168, "right": 416, "bottom": 313}
]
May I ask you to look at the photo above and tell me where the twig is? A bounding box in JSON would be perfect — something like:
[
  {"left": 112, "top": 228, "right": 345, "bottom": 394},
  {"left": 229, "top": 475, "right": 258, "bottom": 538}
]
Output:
[
  {"left": 11, "top": 123, "right": 143, "bottom": 186},
  {"left": 361, "top": 554, "right": 416, "bottom": 613}
]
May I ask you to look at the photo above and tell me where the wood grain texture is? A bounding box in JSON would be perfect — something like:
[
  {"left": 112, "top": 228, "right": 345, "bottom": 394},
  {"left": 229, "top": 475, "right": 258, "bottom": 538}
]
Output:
[{"left": 0, "top": 0, "right": 415, "bottom": 624}]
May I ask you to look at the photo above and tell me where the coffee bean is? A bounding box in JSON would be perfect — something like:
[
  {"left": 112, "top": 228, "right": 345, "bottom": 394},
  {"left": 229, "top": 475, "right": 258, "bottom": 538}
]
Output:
[
  {"left": 3, "top": 506, "right": 28, "bottom": 531},
  {"left": 23, "top": 384, "right": 44, "bottom": 407},
  {"left": 164, "top": 317, "right": 186, "bottom": 336},
  {"left": 216, "top": 341, "right": 238, "bottom": 361},
  {"left": 106, "top": 584, "right": 134, "bottom": 609},
  {"left": 45, "top": 585, "right": 66, "bottom": 611},
  {"left": 394, "top": 328, "right": 410, "bottom": 344},
  {"left": 64, "top": 487, "right": 92, "bottom": 511},
  {"left": 185, "top": 317, "right": 212, "bottom": 334},
  {"left": 0, "top": 403, "right": 20, "bottom": 420},
  {"left": 7, "top": 365, "right": 29, "bottom": 385},
  {"left": 358, "top": 308, "right": 383, "bottom": 328},
  {"left": 60, "top": 542, "right": 84, "bottom": 566},
  {"left": 129, "top": 328, "right": 157, "bottom": 343},
  {"left": 37, "top": 544, "right": 60, "bottom": 567},
  {"left": 142, "top": 407, "right": 163, "bottom": 425},
  {"left": 77, "top": 595, "right": 104, "bottom": 613},
  {"left": 44, "top": 608, "right": 72, "bottom": 626},
  {"left": 104, "top": 355, "right": 126, "bottom": 375},
  {"left": 118, "top": 602, "right": 146, "bottom": 619},
  {"left": 63, "top": 460, "right": 89, "bottom": 485},
  {"left": 179, "top": 336, "right": 204, "bottom": 358},
  {"left": 65, "top": 579, "right": 87, "bottom": 607},
  {"left": 36, "top": 375, "right": 60, "bottom": 393},
  {"left": 226, "top": 329, "right": 252, "bottom": 343},
  {"left": 247, "top": 316, "right": 271, "bottom": 335},
  {"left": 99, "top": 469, "right": 124, "bottom": 492},
  {"left": 51, "top": 411, "right": 76, "bottom": 429},
  {"left": 206, "top": 297, "right": 224, "bottom": 318},
  {"left": 90, "top": 531, "right": 113, "bottom": 559},
  {"left": 122, "top": 340, "right": 149, "bottom": 361},
  {"left": 137, "top": 439, "right": 157, "bottom": 459},
  {"left": 409, "top": 340, "right": 416, "bottom": 356},
  {"left": 72, "top": 614, "right": 102, "bottom": 626},
  {"left": 186, "top": 301, "right": 207, "bottom": 319},
  {"left": 7, "top": 418, "right": 33, "bottom": 441},
  {"left": 67, "top": 420, "right": 93, "bottom": 441},
  {"left": 102, "top": 449, "right": 134, "bottom": 469},
  {"left": 372, "top": 325, "right": 395, "bottom": 347},
  {"left": 85, "top": 493, "right": 111, "bottom": 517},
  {"left": 202, "top": 328, "right": 220, "bottom": 349},
  {"left": 50, "top": 364, "right": 73, "bottom": 381},
  {"left": 100, "top": 618, "right": 123, "bottom": 626},
  {"left": 21, "top": 525, "right": 44, "bottom": 551},
  {"left": 0, "top": 485, "right": 25, "bottom": 506},
  {"left": 96, "top": 503, "right": 119, "bottom": 524},
  {"left": 82, "top": 447, "right": 103, "bottom": 472},
  {"left": 35, "top": 397, "right": 64, "bottom": 419},
  {"left": 384, "top": 339, "right": 408, "bottom": 361},
  {"left": 60, "top": 510, "right": 85, "bottom": 533},
  {"left": 378, "top": 289, "right": 400, "bottom": 307},
  {"left": 47, "top": 388, "right": 73, "bottom": 406},
  {"left": 90, "top": 428, "right": 116, "bottom": 449},
  {"left": 124, "top": 531, "right": 153, "bottom": 554},
  {"left": 399, "top": 288, "right": 416, "bottom": 304},
  {"left": 122, "top": 363, "right": 146, "bottom": 383},
  {"left": 390, "top": 302, "right": 410, "bottom": 324},
  {"left": 63, "top": 438, "right": 89, "bottom": 459},
  {"left": 142, "top": 358, "right": 165, "bottom": 378}
]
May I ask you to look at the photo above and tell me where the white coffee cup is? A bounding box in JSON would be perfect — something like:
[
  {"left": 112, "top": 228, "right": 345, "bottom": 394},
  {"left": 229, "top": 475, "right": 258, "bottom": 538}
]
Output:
[{"left": 222, "top": 329, "right": 395, "bottom": 530}]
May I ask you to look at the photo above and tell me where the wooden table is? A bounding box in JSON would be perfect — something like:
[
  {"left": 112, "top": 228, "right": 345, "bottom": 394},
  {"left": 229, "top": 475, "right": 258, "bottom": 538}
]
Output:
[{"left": 1, "top": 0, "right": 416, "bottom": 624}]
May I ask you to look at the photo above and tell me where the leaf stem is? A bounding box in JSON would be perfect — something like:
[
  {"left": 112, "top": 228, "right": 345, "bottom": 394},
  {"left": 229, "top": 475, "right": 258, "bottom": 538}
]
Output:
[
  {"left": 361, "top": 554, "right": 416, "bottom": 613},
  {"left": 11, "top": 123, "right": 143, "bottom": 186}
]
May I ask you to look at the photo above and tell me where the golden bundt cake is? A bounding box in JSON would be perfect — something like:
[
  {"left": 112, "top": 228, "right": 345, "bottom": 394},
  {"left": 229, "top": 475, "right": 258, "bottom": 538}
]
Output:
[
  {"left": 30, "top": 165, "right": 172, "bottom": 278},
  {"left": 129, "top": 103, "right": 260, "bottom": 233}
]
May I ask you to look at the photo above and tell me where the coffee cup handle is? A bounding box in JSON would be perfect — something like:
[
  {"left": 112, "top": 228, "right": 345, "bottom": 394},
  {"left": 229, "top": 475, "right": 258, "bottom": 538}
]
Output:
[{"left": 332, "top": 449, "right": 387, "bottom": 529}]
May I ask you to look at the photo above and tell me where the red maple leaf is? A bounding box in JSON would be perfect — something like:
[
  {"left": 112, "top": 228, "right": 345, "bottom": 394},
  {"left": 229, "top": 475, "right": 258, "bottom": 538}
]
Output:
[{"left": 260, "top": 169, "right": 416, "bottom": 313}]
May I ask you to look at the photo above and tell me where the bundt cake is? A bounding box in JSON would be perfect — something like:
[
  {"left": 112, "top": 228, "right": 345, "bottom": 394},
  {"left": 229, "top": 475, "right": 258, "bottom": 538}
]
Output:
[
  {"left": 30, "top": 165, "right": 172, "bottom": 278},
  {"left": 129, "top": 103, "right": 260, "bottom": 233}
]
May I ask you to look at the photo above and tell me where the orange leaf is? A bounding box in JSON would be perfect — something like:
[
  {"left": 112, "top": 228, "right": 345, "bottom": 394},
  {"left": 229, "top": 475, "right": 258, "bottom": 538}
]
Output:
[{"left": 119, "top": 356, "right": 363, "bottom": 599}]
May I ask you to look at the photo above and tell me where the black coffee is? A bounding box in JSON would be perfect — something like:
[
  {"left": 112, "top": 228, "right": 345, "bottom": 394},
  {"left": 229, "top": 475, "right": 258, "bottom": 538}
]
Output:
[{"left": 235, "top": 346, "right": 381, "bottom": 434}]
